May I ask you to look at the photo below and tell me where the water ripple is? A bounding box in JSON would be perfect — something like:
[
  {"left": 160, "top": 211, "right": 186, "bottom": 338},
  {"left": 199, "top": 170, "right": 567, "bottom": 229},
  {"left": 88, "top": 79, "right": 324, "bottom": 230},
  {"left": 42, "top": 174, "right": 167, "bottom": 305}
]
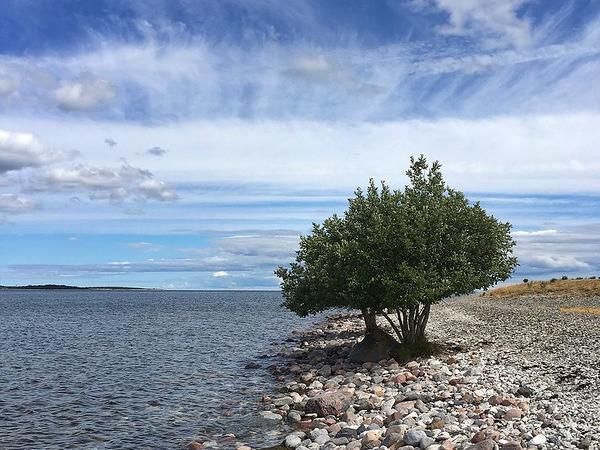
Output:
[{"left": 0, "top": 290, "right": 318, "bottom": 449}]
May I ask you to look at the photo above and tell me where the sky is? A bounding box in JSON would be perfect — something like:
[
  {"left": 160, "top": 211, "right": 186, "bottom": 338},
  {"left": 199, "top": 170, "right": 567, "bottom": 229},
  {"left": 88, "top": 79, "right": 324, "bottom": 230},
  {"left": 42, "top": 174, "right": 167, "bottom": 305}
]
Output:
[{"left": 1, "top": 0, "right": 600, "bottom": 289}]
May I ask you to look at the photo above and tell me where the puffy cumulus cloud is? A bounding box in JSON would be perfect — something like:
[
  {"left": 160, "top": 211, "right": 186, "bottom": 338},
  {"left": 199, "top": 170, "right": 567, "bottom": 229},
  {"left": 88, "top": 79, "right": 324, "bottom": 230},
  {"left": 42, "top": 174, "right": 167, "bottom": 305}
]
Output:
[
  {"left": 0, "top": 194, "right": 40, "bottom": 214},
  {"left": 137, "top": 179, "right": 178, "bottom": 201},
  {"left": 0, "top": 129, "right": 59, "bottom": 174},
  {"left": 520, "top": 254, "right": 590, "bottom": 270},
  {"left": 36, "top": 163, "right": 177, "bottom": 202},
  {"left": 53, "top": 75, "right": 116, "bottom": 111},
  {"left": 418, "top": 0, "right": 532, "bottom": 49}
]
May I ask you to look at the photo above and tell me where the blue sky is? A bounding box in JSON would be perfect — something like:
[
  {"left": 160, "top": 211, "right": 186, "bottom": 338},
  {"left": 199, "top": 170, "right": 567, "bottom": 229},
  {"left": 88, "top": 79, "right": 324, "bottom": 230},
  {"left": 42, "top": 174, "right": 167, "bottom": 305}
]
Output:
[{"left": 2, "top": 0, "right": 600, "bottom": 288}]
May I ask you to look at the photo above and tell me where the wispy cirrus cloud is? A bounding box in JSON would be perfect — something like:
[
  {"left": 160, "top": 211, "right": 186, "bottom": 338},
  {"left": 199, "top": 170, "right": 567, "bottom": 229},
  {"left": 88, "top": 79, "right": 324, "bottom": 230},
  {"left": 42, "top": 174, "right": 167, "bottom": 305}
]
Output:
[
  {"left": 127, "top": 241, "right": 163, "bottom": 252},
  {"left": 1, "top": 7, "right": 599, "bottom": 122}
]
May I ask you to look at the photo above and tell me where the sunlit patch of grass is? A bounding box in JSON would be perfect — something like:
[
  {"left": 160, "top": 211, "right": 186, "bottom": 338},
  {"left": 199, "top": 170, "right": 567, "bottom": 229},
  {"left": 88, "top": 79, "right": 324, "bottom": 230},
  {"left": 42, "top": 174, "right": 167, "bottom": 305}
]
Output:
[
  {"left": 559, "top": 307, "right": 600, "bottom": 315},
  {"left": 484, "top": 278, "right": 600, "bottom": 298}
]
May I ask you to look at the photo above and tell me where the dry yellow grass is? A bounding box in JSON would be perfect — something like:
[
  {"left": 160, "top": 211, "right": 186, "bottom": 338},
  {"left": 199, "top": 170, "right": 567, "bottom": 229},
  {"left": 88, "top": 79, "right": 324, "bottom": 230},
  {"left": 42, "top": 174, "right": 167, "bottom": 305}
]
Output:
[
  {"left": 559, "top": 306, "right": 600, "bottom": 315},
  {"left": 485, "top": 278, "right": 600, "bottom": 298}
]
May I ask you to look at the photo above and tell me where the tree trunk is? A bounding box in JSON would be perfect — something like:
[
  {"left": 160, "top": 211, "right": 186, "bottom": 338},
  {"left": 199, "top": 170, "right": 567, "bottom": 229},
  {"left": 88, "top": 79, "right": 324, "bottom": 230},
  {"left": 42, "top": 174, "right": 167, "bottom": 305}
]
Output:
[
  {"left": 350, "top": 308, "right": 400, "bottom": 363},
  {"left": 361, "top": 308, "right": 379, "bottom": 332},
  {"left": 393, "top": 304, "right": 431, "bottom": 345}
]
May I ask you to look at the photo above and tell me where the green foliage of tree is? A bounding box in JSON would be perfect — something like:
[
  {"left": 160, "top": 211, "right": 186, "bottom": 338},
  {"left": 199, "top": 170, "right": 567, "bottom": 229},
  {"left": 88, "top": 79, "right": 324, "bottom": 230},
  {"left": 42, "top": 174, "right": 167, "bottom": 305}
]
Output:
[{"left": 276, "top": 156, "right": 517, "bottom": 347}]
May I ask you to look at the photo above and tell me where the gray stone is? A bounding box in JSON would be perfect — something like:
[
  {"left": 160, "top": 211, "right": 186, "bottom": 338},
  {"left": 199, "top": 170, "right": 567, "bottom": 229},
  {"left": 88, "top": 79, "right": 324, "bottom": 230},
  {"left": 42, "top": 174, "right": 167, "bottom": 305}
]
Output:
[
  {"left": 465, "top": 440, "right": 496, "bottom": 450},
  {"left": 274, "top": 396, "right": 295, "bottom": 407},
  {"left": 259, "top": 411, "right": 282, "bottom": 421},
  {"left": 348, "top": 329, "right": 400, "bottom": 363},
  {"left": 500, "top": 443, "right": 522, "bottom": 450},
  {"left": 319, "top": 365, "right": 332, "bottom": 377},
  {"left": 403, "top": 429, "right": 427, "bottom": 446},
  {"left": 420, "top": 436, "right": 436, "bottom": 448},
  {"left": 288, "top": 411, "right": 302, "bottom": 423},
  {"left": 346, "top": 439, "right": 362, "bottom": 450},
  {"left": 305, "top": 390, "right": 353, "bottom": 417},
  {"left": 285, "top": 435, "right": 302, "bottom": 448}
]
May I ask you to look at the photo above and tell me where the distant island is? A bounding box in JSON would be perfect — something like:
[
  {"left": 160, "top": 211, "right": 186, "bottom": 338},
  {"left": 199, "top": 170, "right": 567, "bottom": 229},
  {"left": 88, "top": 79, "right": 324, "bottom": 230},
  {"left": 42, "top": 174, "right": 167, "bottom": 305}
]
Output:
[{"left": 0, "top": 284, "right": 150, "bottom": 290}]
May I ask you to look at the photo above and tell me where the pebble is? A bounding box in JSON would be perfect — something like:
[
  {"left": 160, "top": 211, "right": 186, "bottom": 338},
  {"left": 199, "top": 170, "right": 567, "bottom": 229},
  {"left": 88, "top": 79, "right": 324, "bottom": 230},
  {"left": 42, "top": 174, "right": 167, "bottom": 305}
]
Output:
[
  {"left": 404, "top": 429, "right": 427, "bottom": 446},
  {"left": 530, "top": 435, "right": 547, "bottom": 446},
  {"left": 259, "top": 411, "right": 282, "bottom": 421},
  {"left": 285, "top": 434, "right": 302, "bottom": 448}
]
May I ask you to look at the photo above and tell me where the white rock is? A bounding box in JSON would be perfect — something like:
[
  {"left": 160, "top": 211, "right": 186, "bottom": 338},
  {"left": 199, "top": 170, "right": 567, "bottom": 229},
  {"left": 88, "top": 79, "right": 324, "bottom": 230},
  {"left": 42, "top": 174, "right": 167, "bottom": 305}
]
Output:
[
  {"left": 530, "top": 434, "right": 547, "bottom": 446},
  {"left": 285, "top": 435, "right": 302, "bottom": 448}
]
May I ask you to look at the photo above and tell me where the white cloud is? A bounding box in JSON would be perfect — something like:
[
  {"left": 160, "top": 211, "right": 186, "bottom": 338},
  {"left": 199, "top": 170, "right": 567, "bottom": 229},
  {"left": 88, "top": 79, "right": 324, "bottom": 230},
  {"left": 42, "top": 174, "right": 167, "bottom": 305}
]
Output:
[
  {"left": 137, "top": 179, "right": 178, "bottom": 201},
  {"left": 53, "top": 75, "right": 116, "bottom": 111},
  {"left": 513, "top": 226, "right": 600, "bottom": 276},
  {"left": 431, "top": 0, "right": 532, "bottom": 49},
  {"left": 218, "top": 233, "right": 299, "bottom": 258},
  {"left": 104, "top": 138, "right": 117, "bottom": 147},
  {"left": 520, "top": 254, "right": 590, "bottom": 270},
  {"left": 0, "top": 194, "right": 39, "bottom": 214},
  {"left": 0, "top": 129, "right": 59, "bottom": 174},
  {"left": 36, "top": 163, "right": 177, "bottom": 202},
  {"left": 212, "top": 270, "right": 228, "bottom": 277},
  {"left": 512, "top": 229, "right": 558, "bottom": 237},
  {"left": 11, "top": 113, "right": 600, "bottom": 195},
  {"left": 0, "top": 12, "right": 598, "bottom": 121}
]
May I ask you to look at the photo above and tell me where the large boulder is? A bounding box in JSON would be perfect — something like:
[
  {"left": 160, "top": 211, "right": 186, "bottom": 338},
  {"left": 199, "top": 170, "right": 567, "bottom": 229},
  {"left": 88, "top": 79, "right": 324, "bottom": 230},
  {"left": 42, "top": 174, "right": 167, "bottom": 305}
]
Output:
[
  {"left": 304, "top": 390, "right": 353, "bottom": 416},
  {"left": 349, "top": 328, "right": 400, "bottom": 363}
]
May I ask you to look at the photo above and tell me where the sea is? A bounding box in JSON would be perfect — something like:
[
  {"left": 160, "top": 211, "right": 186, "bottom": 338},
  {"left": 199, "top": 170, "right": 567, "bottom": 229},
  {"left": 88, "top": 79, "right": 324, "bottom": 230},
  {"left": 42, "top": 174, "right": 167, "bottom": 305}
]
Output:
[{"left": 0, "top": 290, "right": 322, "bottom": 450}]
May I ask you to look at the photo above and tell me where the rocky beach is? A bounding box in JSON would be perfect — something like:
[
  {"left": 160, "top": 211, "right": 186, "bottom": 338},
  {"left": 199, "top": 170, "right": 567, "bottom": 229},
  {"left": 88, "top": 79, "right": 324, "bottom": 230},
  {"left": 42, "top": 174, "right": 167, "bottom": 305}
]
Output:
[{"left": 203, "top": 293, "right": 600, "bottom": 450}]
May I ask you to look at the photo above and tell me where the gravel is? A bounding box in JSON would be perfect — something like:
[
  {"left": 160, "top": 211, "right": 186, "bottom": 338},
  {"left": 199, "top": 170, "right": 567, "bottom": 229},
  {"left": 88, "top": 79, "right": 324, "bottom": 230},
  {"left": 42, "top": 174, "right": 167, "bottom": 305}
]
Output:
[{"left": 224, "top": 294, "right": 600, "bottom": 450}]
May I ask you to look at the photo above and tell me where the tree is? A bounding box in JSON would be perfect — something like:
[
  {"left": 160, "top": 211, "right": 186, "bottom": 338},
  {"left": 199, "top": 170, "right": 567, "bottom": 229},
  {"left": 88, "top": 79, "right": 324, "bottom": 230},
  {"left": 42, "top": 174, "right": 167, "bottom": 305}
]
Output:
[{"left": 276, "top": 155, "right": 517, "bottom": 356}]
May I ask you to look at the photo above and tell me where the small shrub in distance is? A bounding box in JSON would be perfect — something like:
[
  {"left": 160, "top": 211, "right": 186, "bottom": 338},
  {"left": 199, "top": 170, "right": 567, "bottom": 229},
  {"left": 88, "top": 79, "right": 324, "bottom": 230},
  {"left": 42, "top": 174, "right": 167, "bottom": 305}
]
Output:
[
  {"left": 576, "top": 276, "right": 583, "bottom": 280},
  {"left": 522, "top": 278, "right": 529, "bottom": 283},
  {"left": 561, "top": 275, "right": 568, "bottom": 280},
  {"left": 550, "top": 278, "right": 557, "bottom": 283},
  {"left": 589, "top": 276, "right": 597, "bottom": 280}
]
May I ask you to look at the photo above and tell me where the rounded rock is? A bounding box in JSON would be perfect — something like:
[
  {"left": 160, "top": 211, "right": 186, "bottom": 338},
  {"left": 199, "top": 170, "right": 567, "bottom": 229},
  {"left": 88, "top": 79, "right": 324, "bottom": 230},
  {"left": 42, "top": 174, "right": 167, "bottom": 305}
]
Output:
[
  {"left": 404, "top": 429, "right": 428, "bottom": 446},
  {"left": 285, "top": 435, "right": 302, "bottom": 448}
]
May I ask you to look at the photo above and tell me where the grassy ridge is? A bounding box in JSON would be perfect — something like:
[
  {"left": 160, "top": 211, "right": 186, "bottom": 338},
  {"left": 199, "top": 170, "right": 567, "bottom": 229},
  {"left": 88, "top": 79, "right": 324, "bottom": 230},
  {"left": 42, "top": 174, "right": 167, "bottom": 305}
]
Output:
[{"left": 486, "top": 278, "right": 600, "bottom": 298}]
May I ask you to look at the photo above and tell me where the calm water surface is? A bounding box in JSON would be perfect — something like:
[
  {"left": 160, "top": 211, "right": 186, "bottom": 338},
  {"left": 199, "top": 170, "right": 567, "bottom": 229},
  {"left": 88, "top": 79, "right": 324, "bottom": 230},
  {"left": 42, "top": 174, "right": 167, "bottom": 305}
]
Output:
[{"left": 0, "top": 290, "right": 320, "bottom": 450}]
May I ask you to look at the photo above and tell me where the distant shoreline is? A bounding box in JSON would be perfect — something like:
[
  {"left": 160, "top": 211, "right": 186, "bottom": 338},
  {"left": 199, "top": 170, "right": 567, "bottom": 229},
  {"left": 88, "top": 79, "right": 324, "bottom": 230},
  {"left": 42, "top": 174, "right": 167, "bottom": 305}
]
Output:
[
  {"left": 0, "top": 284, "right": 149, "bottom": 291},
  {"left": 0, "top": 284, "right": 280, "bottom": 292}
]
